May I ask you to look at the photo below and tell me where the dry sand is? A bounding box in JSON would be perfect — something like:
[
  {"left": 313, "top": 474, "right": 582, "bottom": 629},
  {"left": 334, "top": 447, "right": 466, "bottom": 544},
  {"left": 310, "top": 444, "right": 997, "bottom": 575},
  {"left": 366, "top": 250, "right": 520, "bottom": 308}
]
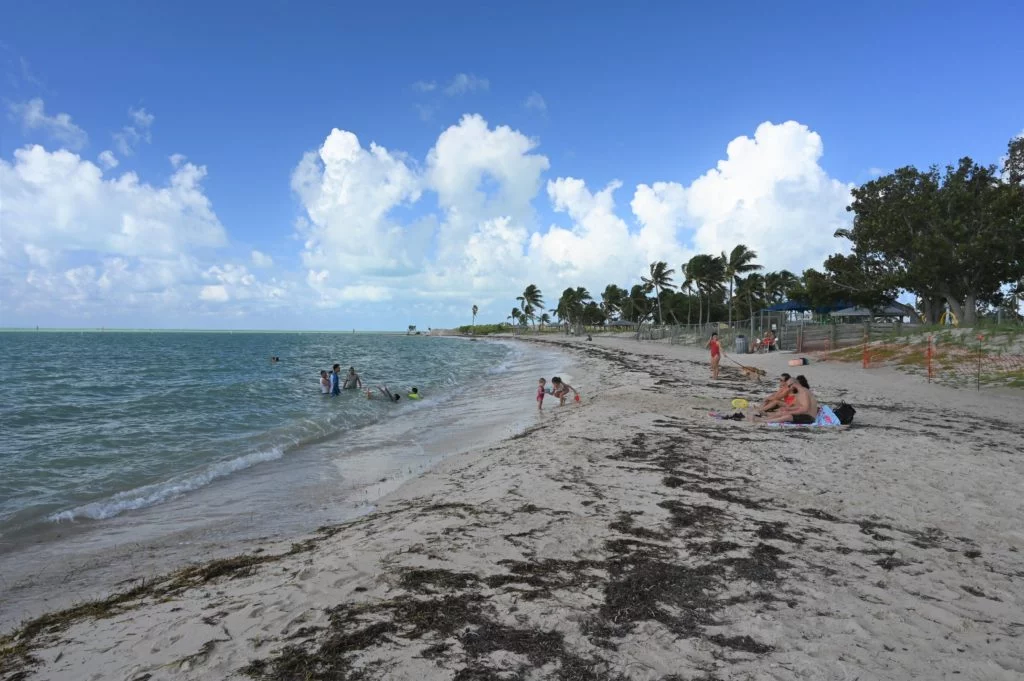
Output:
[{"left": 3, "top": 335, "right": 1022, "bottom": 681}]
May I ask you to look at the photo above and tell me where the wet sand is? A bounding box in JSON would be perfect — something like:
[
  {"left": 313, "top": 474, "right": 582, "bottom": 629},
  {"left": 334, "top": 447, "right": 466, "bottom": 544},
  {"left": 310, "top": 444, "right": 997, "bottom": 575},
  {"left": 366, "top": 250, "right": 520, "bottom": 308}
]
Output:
[{"left": 3, "top": 335, "right": 1022, "bottom": 680}]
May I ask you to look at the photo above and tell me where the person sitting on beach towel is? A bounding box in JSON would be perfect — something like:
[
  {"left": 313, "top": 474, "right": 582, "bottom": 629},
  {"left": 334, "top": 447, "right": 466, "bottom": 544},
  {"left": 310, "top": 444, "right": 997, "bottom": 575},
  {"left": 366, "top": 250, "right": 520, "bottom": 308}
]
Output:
[
  {"left": 765, "top": 404, "right": 842, "bottom": 428},
  {"left": 763, "top": 375, "right": 817, "bottom": 424},
  {"left": 760, "top": 373, "right": 792, "bottom": 412}
]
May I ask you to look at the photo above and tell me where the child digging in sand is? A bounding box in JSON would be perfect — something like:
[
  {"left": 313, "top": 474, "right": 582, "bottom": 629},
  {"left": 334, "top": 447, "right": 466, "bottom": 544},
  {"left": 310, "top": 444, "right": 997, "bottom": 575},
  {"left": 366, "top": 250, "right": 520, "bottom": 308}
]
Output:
[{"left": 550, "top": 376, "right": 578, "bottom": 406}]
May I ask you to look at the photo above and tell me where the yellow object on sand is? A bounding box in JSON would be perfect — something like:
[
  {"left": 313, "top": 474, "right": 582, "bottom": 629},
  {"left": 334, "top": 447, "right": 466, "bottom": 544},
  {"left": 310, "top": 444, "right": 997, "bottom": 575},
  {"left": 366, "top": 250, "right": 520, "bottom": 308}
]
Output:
[{"left": 731, "top": 398, "right": 749, "bottom": 409}]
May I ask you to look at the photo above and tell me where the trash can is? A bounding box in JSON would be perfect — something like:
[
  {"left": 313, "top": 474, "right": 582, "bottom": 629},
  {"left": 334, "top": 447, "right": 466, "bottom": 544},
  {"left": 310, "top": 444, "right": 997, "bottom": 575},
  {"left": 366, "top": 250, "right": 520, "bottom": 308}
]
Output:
[{"left": 735, "top": 335, "right": 746, "bottom": 354}]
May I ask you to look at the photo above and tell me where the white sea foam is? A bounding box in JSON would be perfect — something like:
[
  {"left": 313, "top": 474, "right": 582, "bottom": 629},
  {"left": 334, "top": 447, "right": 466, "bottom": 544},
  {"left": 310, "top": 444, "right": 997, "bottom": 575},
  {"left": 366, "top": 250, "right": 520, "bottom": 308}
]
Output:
[{"left": 48, "top": 446, "right": 285, "bottom": 522}]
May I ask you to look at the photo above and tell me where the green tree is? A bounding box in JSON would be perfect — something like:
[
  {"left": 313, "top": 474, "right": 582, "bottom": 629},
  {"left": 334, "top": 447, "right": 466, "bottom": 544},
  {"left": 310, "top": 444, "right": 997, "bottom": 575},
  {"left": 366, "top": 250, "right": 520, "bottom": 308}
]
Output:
[
  {"left": 722, "top": 245, "right": 762, "bottom": 327},
  {"left": 763, "top": 270, "right": 799, "bottom": 304},
  {"left": 556, "top": 287, "right": 593, "bottom": 334},
  {"left": 641, "top": 261, "right": 676, "bottom": 325},
  {"left": 517, "top": 284, "right": 545, "bottom": 331},
  {"left": 539, "top": 312, "right": 551, "bottom": 329},
  {"left": 686, "top": 254, "right": 726, "bottom": 324},
  {"left": 600, "top": 284, "right": 628, "bottom": 320},
  {"left": 735, "top": 272, "right": 765, "bottom": 339},
  {"left": 680, "top": 263, "right": 700, "bottom": 325},
  {"left": 620, "top": 284, "right": 653, "bottom": 325},
  {"left": 843, "top": 152, "right": 1024, "bottom": 325},
  {"left": 1006, "top": 135, "right": 1024, "bottom": 187}
]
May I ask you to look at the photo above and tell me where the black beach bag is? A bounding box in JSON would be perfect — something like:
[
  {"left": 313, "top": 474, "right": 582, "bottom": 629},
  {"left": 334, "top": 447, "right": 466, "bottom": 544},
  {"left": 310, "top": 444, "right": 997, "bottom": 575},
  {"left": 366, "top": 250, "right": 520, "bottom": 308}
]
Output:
[{"left": 833, "top": 402, "right": 856, "bottom": 425}]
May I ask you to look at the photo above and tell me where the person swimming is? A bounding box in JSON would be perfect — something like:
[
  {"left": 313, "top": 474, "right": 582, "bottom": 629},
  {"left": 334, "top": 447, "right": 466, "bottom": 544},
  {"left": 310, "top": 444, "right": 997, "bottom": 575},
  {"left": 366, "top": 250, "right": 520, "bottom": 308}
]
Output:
[
  {"left": 407, "top": 387, "right": 421, "bottom": 400},
  {"left": 319, "top": 370, "right": 331, "bottom": 394},
  {"left": 377, "top": 385, "right": 401, "bottom": 402}
]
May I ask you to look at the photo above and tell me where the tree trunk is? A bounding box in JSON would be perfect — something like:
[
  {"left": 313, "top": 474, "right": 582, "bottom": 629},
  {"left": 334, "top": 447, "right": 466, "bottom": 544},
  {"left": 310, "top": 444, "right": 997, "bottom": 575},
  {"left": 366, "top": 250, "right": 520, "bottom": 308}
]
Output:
[
  {"left": 962, "top": 294, "right": 978, "bottom": 325},
  {"left": 944, "top": 294, "right": 979, "bottom": 326},
  {"left": 686, "top": 293, "right": 692, "bottom": 325},
  {"left": 697, "top": 294, "right": 703, "bottom": 331},
  {"left": 728, "top": 279, "right": 733, "bottom": 328}
]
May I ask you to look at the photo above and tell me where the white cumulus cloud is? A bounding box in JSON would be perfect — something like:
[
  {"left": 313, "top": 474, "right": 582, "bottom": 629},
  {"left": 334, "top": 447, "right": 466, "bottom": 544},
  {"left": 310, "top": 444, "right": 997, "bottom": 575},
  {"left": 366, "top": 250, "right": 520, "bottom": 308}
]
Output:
[
  {"left": 289, "top": 117, "right": 854, "bottom": 320},
  {"left": 200, "top": 284, "right": 229, "bottom": 302},
  {"left": 251, "top": 250, "right": 273, "bottom": 268},
  {"left": 113, "top": 107, "right": 154, "bottom": 156},
  {"left": 9, "top": 98, "right": 88, "bottom": 150},
  {"left": 524, "top": 92, "right": 547, "bottom": 112},
  {"left": 444, "top": 73, "right": 489, "bottom": 95},
  {"left": 1, "top": 145, "right": 227, "bottom": 258},
  {"left": 412, "top": 80, "right": 436, "bottom": 92},
  {"left": 98, "top": 150, "right": 119, "bottom": 169}
]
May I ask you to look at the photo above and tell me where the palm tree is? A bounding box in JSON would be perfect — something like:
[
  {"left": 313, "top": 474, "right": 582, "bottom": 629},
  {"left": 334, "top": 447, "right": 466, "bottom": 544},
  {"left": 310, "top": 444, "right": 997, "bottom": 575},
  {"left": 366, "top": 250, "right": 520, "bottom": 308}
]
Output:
[
  {"left": 722, "top": 245, "right": 762, "bottom": 327},
  {"left": 681, "top": 261, "right": 698, "bottom": 325},
  {"left": 556, "top": 287, "right": 592, "bottom": 335},
  {"left": 508, "top": 308, "right": 523, "bottom": 329},
  {"left": 539, "top": 312, "right": 551, "bottom": 329},
  {"left": 764, "top": 270, "right": 799, "bottom": 304},
  {"left": 517, "top": 284, "right": 544, "bottom": 332},
  {"left": 471, "top": 304, "right": 478, "bottom": 333},
  {"left": 685, "top": 254, "right": 725, "bottom": 325},
  {"left": 737, "top": 272, "right": 765, "bottom": 340},
  {"left": 600, "top": 284, "right": 627, "bottom": 320},
  {"left": 641, "top": 261, "right": 676, "bottom": 325}
]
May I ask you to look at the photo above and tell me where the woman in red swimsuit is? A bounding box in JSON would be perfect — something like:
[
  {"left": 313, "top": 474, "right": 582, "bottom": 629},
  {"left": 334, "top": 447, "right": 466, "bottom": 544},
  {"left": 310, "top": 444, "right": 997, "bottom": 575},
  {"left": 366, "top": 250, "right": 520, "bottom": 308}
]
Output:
[{"left": 705, "top": 332, "right": 722, "bottom": 379}]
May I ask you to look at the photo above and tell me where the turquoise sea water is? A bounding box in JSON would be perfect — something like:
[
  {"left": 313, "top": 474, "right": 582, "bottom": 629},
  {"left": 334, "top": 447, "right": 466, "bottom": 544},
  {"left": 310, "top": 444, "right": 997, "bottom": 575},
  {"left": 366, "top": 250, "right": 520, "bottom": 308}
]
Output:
[{"left": 0, "top": 331, "right": 516, "bottom": 538}]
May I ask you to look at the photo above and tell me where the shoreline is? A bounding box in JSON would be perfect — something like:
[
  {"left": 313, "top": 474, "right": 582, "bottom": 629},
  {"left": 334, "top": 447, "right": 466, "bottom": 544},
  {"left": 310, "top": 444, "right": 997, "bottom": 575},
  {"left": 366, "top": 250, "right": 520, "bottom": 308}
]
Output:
[
  {"left": 3, "top": 336, "right": 1023, "bottom": 680},
  {"left": 0, "top": 337, "right": 573, "bottom": 633}
]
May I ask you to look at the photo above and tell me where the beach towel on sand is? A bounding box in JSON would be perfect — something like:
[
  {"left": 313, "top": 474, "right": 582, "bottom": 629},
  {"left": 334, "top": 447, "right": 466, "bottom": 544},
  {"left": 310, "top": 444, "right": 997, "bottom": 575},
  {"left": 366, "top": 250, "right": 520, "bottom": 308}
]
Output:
[{"left": 766, "top": 405, "right": 842, "bottom": 428}]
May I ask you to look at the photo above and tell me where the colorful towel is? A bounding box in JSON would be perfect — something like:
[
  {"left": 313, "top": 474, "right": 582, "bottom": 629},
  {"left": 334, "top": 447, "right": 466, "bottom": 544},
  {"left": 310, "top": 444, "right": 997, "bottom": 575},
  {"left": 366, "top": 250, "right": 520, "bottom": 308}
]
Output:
[{"left": 766, "top": 405, "right": 843, "bottom": 428}]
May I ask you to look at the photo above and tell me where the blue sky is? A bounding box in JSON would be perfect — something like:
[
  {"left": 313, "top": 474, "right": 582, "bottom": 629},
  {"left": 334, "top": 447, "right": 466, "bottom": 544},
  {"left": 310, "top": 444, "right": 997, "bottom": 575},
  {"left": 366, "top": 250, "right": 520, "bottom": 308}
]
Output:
[{"left": 2, "top": 1, "right": 1022, "bottom": 329}]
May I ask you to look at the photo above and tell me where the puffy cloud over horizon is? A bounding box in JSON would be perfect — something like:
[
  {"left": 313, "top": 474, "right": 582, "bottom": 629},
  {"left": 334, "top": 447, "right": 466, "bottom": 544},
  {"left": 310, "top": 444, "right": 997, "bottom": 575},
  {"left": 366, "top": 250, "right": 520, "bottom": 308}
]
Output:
[
  {"left": 288, "top": 116, "right": 854, "bottom": 322},
  {"left": 2, "top": 112, "right": 856, "bottom": 328}
]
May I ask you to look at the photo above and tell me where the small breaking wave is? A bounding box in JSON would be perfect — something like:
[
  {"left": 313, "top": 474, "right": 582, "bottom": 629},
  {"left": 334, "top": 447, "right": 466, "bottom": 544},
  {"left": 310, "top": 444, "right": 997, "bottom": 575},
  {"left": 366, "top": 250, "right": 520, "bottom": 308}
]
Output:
[{"left": 48, "top": 446, "right": 286, "bottom": 522}]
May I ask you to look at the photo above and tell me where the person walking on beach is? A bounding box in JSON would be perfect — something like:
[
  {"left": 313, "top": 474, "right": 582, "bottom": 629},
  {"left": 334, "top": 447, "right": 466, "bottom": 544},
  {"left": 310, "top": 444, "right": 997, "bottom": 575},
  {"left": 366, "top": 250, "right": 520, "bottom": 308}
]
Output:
[
  {"left": 343, "top": 367, "right": 363, "bottom": 390},
  {"left": 706, "top": 332, "right": 722, "bottom": 379},
  {"left": 550, "top": 376, "right": 578, "bottom": 406},
  {"left": 330, "top": 364, "right": 342, "bottom": 396},
  {"left": 320, "top": 370, "right": 331, "bottom": 394},
  {"left": 537, "top": 377, "right": 547, "bottom": 411}
]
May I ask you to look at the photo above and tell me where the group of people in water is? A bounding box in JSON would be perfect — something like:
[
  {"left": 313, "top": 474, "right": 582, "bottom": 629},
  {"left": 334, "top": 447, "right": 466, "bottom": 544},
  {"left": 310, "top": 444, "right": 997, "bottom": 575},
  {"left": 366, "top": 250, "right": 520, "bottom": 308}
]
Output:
[{"left": 319, "top": 364, "right": 421, "bottom": 402}]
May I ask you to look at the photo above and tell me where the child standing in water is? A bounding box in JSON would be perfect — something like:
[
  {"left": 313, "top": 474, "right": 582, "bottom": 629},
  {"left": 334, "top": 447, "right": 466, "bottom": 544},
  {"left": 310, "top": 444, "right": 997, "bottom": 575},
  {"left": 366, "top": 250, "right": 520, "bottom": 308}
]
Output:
[
  {"left": 705, "top": 332, "right": 722, "bottom": 379},
  {"left": 536, "top": 377, "right": 547, "bottom": 411}
]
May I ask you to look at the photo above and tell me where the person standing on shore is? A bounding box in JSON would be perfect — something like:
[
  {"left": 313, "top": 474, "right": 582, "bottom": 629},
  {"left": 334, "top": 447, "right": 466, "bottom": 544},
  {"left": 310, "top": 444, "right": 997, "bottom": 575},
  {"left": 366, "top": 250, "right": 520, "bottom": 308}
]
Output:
[
  {"left": 706, "top": 332, "right": 722, "bottom": 379},
  {"left": 537, "top": 377, "right": 547, "bottom": 411}
]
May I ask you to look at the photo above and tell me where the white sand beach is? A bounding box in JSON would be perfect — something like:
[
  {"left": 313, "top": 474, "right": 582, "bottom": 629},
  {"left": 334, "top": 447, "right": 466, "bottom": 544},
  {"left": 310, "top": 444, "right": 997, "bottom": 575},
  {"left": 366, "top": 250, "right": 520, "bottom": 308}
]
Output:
[{"left": 3, "top": 336, "right": 1023, "bottom": 681}]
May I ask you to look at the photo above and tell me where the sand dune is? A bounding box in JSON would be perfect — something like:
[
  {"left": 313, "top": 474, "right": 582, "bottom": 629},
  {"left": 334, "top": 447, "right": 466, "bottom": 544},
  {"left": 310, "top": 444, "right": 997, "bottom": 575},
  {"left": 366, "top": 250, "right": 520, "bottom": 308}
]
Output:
[{"left": 3, "top": 336, "right": 1022, "bottom": 681}]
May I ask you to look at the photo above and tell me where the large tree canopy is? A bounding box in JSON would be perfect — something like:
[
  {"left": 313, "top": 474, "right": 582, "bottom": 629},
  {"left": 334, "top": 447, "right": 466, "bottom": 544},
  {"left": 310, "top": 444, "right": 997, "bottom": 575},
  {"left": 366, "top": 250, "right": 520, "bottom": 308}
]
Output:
[{"left": 841, "top": 150, "right": 1024, "bottom": 324}]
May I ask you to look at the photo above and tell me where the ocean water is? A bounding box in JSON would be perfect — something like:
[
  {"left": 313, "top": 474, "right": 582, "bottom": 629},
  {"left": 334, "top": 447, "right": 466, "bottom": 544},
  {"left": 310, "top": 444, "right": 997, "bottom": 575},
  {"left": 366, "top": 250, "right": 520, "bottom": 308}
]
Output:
[{"left": 0, "top": 331, "right": 537, "bottom": 542}]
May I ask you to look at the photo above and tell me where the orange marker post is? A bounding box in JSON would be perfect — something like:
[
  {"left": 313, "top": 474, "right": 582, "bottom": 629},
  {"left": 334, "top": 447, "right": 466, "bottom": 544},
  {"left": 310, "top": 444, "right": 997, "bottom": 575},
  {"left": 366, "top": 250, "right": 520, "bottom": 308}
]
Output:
[{"left": 926, "top": 335, "right": 933, "bottom": 383}]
